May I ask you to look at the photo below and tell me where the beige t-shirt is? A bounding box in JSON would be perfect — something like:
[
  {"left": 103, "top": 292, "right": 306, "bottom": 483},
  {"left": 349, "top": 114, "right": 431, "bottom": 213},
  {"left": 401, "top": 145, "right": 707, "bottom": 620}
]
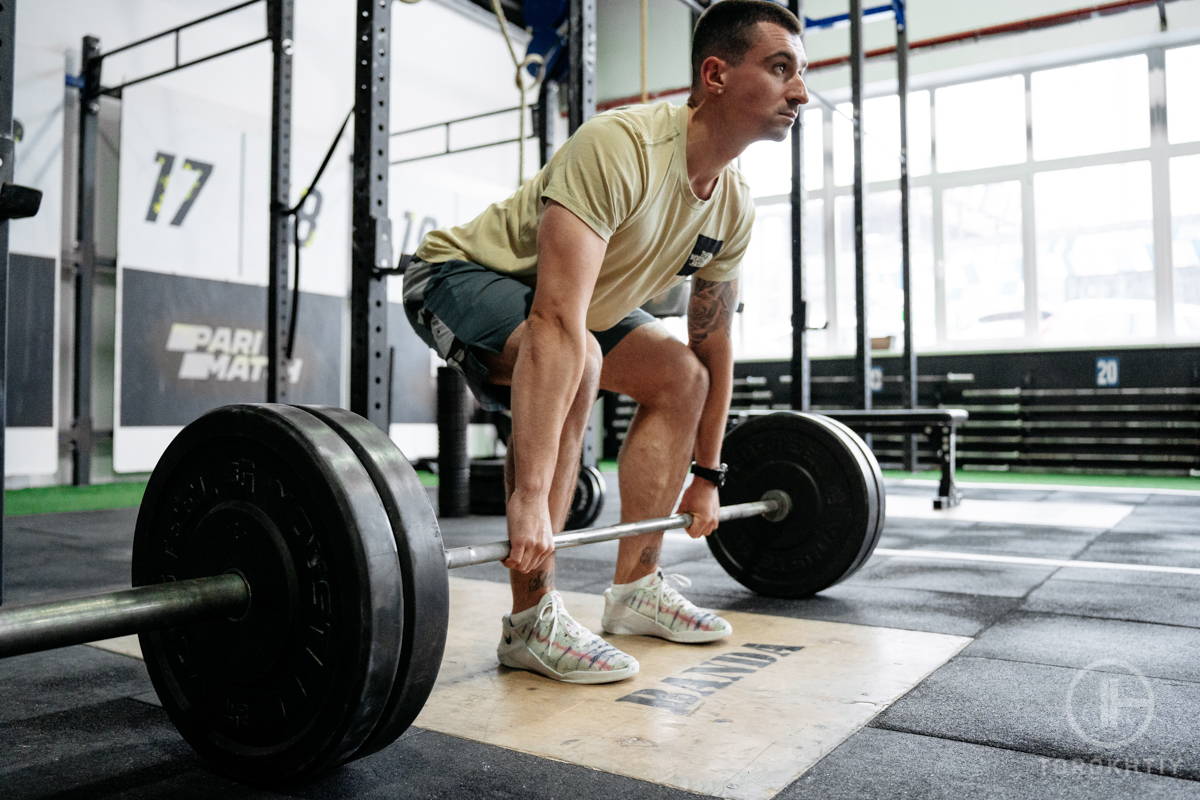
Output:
[{"left": 415, "top": 102, "right": 754, "bottom": 331}]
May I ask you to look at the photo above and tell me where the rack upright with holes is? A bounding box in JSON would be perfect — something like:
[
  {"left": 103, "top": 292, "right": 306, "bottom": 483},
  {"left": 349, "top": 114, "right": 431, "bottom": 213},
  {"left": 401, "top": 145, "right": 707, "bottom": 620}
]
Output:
[{"left": 350, "top": 0, "right": 392, "bottom": 430}]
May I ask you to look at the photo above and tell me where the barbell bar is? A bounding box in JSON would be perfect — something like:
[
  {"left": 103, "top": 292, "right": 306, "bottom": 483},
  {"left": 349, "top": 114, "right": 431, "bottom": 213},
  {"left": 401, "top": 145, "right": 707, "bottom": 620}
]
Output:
[
  {"left": 443, "top": 489, "right": 792, "bottom": 569},
  {"left": 0, "top": 403, "right": 883, "bottom": 785},
  {"left": 0, "top": 492, "right": 790, "bottom": 659}
]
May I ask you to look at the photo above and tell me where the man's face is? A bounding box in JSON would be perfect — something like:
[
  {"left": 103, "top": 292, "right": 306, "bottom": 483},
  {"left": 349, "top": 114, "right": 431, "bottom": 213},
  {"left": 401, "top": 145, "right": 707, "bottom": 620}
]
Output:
[{"left": 722, "top": 22, "right": 809, "bottom": 143}]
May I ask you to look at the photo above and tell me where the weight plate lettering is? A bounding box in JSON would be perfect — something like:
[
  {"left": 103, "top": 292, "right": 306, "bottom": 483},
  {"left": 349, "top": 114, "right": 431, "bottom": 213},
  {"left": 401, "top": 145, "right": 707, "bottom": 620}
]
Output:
[{"left": 298, "top": 405, "right": 449, "bottom": 759}]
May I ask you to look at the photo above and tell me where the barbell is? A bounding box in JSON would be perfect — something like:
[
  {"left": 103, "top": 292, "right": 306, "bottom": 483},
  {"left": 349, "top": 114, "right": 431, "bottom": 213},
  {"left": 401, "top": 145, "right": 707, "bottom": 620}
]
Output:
[{"left": 0, "top": 403, "right": 883, "bottom": 785}]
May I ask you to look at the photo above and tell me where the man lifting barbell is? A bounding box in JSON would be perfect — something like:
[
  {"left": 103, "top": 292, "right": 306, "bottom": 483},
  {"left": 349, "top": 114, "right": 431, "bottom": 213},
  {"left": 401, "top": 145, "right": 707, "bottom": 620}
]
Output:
[{"left": 403, "top": 0, "right": 809, "bottom": 683}]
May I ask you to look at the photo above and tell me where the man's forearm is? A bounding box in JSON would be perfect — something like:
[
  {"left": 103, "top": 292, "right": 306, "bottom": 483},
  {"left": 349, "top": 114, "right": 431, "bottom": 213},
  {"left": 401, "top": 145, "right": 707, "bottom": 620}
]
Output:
[
  {"left": 509, "top": 313, "right": 588, "bottom": 497},
  {"left": 689, "top": 336, "right": 734, "bottom": 469}
]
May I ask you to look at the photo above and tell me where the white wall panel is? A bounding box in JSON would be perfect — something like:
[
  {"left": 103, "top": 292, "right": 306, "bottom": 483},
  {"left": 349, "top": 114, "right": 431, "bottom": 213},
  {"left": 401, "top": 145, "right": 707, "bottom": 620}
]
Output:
[
  {"left": 117, "top": 84, "right": 260, "bottom": 282},
  {"left": 4, "top": 428, "right": 57, "bottom": 478},
  {"left": 9, "top": 46, "right": 62, "bottom": 477},
  {"left": 12, "top": 44, "right": 64, "bottom": 259}
]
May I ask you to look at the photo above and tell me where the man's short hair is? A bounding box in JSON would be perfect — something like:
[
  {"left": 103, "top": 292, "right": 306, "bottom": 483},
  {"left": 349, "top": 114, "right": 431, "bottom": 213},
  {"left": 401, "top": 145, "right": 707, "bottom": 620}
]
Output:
[{"left": 690, "top": 0, "right": 802, "bottom": 96}]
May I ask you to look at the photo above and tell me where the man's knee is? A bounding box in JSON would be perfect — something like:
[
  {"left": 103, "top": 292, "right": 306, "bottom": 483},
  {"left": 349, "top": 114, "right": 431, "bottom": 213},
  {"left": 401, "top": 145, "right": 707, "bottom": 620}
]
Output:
[
  {"left": 640, "top": 345, "right": 708, "bottom": 413},
  {"left": 674, "top": 350, "right": 709, "bottom": 410}
]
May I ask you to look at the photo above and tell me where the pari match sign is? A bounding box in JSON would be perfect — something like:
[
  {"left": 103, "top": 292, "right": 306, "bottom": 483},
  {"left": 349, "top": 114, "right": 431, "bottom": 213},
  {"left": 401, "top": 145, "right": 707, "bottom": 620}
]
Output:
[
  {"left": 118, "top": 268, "right": 341, "bottom": 427},
  {"left": 115, "top": 270, "right": 342, "bottom": 473},
  {"left": 166, "top": 323, "right": 302, "bottom": 384}
]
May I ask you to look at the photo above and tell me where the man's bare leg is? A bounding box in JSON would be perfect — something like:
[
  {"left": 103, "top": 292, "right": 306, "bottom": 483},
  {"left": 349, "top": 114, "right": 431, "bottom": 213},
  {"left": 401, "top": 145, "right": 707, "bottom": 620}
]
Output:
[
  {"left": 482, "top": 321, "right": 602, "bottom": 614},
  {"left": 598, "top": 324, "right": 708, "bottom": 585},
  {"left": 505, "top": 364, "right": 599, "bottom": 613}
]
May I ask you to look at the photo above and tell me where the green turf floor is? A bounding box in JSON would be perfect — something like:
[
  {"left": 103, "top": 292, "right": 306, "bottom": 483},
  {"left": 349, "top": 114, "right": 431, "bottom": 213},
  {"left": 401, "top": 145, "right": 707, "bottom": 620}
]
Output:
[
  {"left": 4, "top": 471, "right": 441, "bottom": 516},
  {"left": 5, "top": 482, "right": 148, "bottom": 516}
]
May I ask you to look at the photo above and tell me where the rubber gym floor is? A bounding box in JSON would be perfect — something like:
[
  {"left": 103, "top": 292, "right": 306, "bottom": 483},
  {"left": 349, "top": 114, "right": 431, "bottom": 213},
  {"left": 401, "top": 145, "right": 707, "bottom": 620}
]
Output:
[{"left": 3, "top": 473, "right": 1200, "bottom": 799}]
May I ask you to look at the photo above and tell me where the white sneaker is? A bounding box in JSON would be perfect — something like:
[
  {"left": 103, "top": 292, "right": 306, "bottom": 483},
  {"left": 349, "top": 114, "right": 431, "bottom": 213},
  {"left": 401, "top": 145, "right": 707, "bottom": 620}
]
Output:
[
  {"left": 602, "top": 570, "right": 733, "bottom": 644},
  {"left": 497, "top": 591, "right": 639, "bottom": 684}
]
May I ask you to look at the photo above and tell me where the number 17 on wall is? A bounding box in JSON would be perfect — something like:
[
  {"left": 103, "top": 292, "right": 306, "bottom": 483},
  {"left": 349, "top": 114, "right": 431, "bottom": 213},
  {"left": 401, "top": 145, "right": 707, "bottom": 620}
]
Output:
[{"left": 146, "top": 151, "right": 214, "bottom": 227}]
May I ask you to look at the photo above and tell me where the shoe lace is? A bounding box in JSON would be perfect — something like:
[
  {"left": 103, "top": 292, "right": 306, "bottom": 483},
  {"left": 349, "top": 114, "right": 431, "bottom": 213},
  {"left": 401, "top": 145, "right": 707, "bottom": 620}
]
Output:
[
  {"left": 654, "top": 572, "right": 692, "bottom": 624},
  {"left": 536, "top": 592, "right": 584, "bottom": 654}
]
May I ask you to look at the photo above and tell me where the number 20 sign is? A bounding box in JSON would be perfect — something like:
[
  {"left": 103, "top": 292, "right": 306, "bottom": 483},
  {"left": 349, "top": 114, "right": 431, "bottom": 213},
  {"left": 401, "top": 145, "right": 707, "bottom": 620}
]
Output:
[{"left": 1096, "top": 357, "right": 1119, "bottom": 388}]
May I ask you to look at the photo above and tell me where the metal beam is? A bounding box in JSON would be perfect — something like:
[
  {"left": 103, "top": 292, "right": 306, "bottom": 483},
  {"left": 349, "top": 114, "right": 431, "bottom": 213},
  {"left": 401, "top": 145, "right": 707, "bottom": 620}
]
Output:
[
  {"left": 568, "top": 0, "right": 596, "bottom": 134},
  {"left": 350, "top": 0, "right": 393, "bottom": 430},
  {"left": 72, "top": 36, "right": 103, "bottom": 486},
  {"left": 850, "top": 0, "right": 871, "bottom": 410},
  {"left": 896, "top": 0, "right": 918, "bottom": 469},
  {"left": 266, "top": 0, "right": 294, "bottom": 402},
  {"left": 92, "top": 0, "right": 269, "bottom": 96},
  {"left": 99, "top": 0, "right": 261, "bottom": 60},
  {"left": 536, "top": 79, "right": 557, "bottom": 167},
  {"left": 806, "top": 3, "right": 895, "bottom": 30},
  {"left": 100, "top": 36, "right": 270, "bottom": 96},
  {"left": 790, "top": 0, "right": 810, "bottom": 411},
  {"left": 0, "top": 0, "right": 14, "bottom": 602}
]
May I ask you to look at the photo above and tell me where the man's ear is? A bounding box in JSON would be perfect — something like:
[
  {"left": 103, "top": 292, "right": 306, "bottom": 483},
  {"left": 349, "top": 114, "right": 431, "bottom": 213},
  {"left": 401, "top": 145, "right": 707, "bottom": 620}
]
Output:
[{"left": 699, "top": 54, "right": 727, "bottom": 96}]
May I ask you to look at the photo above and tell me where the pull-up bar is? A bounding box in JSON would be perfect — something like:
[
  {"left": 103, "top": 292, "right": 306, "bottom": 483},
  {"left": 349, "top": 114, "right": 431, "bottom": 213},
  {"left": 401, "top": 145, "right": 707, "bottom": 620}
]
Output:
[
  {"left": 90, "top": 0, "right": 269, "bottom": 97},
  {"left": 806, "top": 0, "right": 905, "bottom": 31}
]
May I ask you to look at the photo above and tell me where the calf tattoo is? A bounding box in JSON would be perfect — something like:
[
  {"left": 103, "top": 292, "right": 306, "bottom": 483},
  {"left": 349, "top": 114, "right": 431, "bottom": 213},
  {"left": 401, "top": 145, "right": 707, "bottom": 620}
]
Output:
[
  {"left": 688, "top": 277, "right": 738, "bottom": 346},
  {"left": 528, "top": 568, "right": 554, "bottom": 593},
  {"left": 639, "top": 544, "right": 661, "bottom": 567}
]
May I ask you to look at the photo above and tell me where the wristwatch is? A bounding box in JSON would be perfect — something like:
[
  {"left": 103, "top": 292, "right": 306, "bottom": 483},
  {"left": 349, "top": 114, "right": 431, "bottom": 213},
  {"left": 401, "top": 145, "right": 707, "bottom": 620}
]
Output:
[{"left": 690, "top": 462, "right": 728, "bottom": 489}]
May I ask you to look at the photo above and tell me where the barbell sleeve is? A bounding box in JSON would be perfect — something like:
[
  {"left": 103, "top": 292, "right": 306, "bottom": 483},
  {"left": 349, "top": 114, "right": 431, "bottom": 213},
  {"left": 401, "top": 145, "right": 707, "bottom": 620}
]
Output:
[
  {"left": 0, "top": 573, "right": 250, "bottom": 659},
  {"left": 444, "top": 491, "right": 791, "bottom": 570}
]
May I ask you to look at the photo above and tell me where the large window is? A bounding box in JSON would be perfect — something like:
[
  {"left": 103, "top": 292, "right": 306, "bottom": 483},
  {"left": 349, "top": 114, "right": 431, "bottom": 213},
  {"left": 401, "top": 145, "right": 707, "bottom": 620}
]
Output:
[
  {"left": 804, "top": 198, "right": 830, "bottom": 355},
  {"left": 1172, "top": 155, "right": 1200, "bottom": 337},
  {"left": 833, "top": 91, "right": 931, "bottom": 185},
  {"left": 833, "top": 189, "right": 935, "bottom": 349},
  {"left": 1166, "top": 45, "right": 1200, "bottom": 144},
  {"left": 735, "top": 39, "right": 1200, "bottom": 359},
  {"left": 734, "top": 199, "right": 824, "bottom": 360},
  {"left": 935, "top": 76, "right": 1025, "bottom": 173},
  {"left": 943, "top": 182, "right": 1025, "bottom": 341},
  {"left": 1035, "top": 162, "right": 1155, "bottom": 341},
  {"left": 1032, "top": 55, "right": 1150, "bottom": 160}
]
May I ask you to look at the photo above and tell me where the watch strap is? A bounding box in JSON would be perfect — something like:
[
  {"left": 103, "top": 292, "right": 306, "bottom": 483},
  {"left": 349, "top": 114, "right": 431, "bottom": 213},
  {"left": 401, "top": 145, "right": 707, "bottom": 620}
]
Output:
[{"left": 690, "top": 462, "right": 727, "bottom": 488}]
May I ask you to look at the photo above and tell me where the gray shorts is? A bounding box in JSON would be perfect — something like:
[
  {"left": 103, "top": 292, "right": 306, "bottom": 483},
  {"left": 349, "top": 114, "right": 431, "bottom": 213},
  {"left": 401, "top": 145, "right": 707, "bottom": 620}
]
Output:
[{"left": 403, "top": 258, "right": 655, "bottom": 411}]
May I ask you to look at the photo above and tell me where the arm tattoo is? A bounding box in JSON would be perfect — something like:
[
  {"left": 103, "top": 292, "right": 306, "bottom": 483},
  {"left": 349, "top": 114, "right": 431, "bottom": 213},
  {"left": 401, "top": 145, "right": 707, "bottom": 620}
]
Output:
[{"left": 688, "top": 277, "right": 738, "bottom": 347}]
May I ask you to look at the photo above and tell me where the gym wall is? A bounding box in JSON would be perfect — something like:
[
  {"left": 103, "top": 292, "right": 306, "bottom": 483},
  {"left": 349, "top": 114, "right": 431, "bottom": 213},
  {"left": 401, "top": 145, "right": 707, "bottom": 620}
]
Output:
[
  {"left": 111, "top": 83, "right": 350, "bottom": 472},
  {"left": 6, "top": 43, "right": 63, "bottom": 478},
  {"left": 8, "top": 0, "right": 532, "bottom": 483}
]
